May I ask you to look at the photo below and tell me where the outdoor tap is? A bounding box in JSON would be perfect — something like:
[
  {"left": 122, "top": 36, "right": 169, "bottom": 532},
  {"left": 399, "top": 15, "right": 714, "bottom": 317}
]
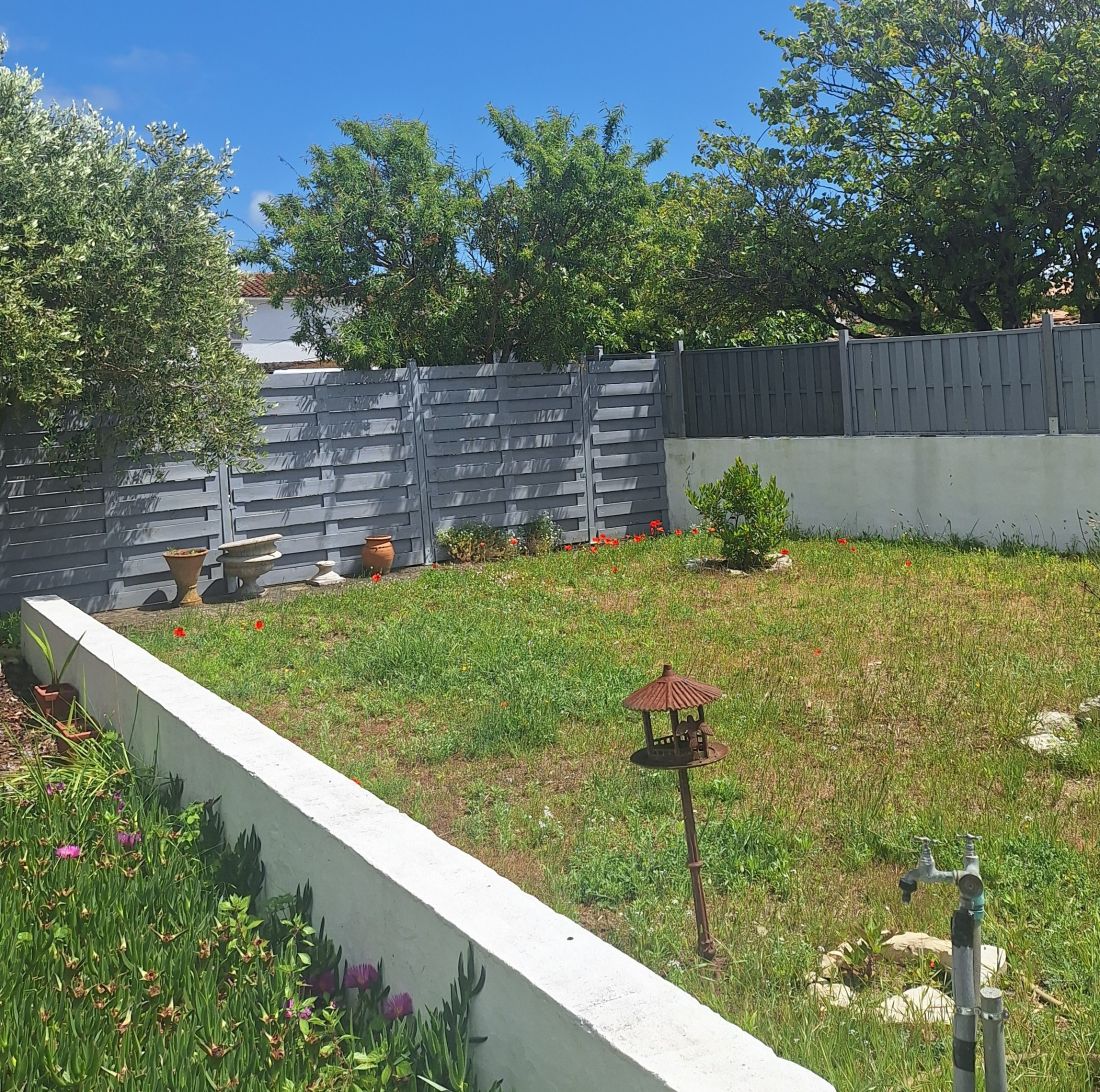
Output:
[{"left": 898, "top": 837, "right": 961, "bottom": 902}]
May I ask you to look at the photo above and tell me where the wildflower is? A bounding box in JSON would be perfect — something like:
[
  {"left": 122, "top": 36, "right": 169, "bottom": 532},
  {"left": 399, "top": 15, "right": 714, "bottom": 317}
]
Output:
[
  {"left": 707, "top": 526, "right": 717, "bottom": 533},
  {"left": 371, "top": 573, "right": 381, "bottom": 583},
  {"left": 589, "top": 546, "right": 598, "bottom": 554},
  {"left": 382, "top": 992, "right": 413, "bottom": 1021},
  {"left": 563, "top": 545, "right": 573, "bottom": 552},
  {"left": 836, "top": 538, "right": 848, "bottom": 546},
  {"left": 813, "top": 649, "right": 822, "bottom": 657},
  {"left": 116, "top": 831, "right": 142, "bottom": 849},
  {"left": 849, "top": 546, "right": 857, "bottom": 553},
  {"left": 254, "top": 620, "right": 265, "bottom": 631},
  {"left": 351, "top": 777, "right": 363, "bottom": 786},
  {"left": 308, "top": 969, "right": 338, "bottom": 995},
  {"left": 509, "top": 537, "right": 518, "bottom": 546},
  {"left": 904, "top": 559, "right": 913, "bottom": 568},
  {"left": 691, "top": 528, "right": 700, "bottom": 535},
  {"left": 611, "top": 566, "right": 619, "bottom": 574},
  {"left": 345, "top": 963, "right": 379, "bottom": 991},
  {"left": 113, "top": 790, "right": 125, "bottom": 814},
  {"left": 55, "top": 845, "right": 81, "bottom": 859},
  {"left": 45, "top": 782, "right": 66, "bottom": 796},
  {"left": 173, "top": 627, "right": 186, "bottom": 638},
  {"left": 674, "top": 529, "right": 683, "bottom": 537},
  {"left": 780, "top": 548, "right": 790, "bottom": 557}
]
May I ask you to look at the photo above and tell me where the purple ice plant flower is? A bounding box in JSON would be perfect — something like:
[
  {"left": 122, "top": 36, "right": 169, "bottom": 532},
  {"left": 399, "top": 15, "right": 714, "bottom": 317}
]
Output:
[
  {"left": 116, "top": 831, "right": 142, "bottom": 849},
  {"left": 45, "top": 781, "right": 66, "bottom": 796},
  {"left": 282, "top": 999, "right": 313, "bottom": 1021},
  {"left": 382, "top": 992, "right": 413, "bottom": 1021},
  {"left": 307, "top": 968, "right": 338, "bottom": 995},
  {"left": 55, "top": 844, "right": 81, "bottom": 859},
  {"left": 344, "top": 962, "right": 379, "bottom": 991},
  {"left": 112, "top": 790, "right": 125, "bottom": 814}
]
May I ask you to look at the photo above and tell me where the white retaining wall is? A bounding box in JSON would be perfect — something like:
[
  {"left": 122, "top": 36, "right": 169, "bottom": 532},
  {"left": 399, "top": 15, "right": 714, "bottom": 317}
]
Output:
[
  {"left": 21, "top": 595, "right": 831, "bottom": 1092},
  {"left": 667, "top": 435, "right": 1100, "bottom": 551}
]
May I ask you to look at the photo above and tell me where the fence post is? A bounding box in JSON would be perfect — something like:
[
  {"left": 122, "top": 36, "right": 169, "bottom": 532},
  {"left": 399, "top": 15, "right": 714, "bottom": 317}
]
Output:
[
  {"left": 659, "top": 339, "right": 687, "bottom": 438},
  {"left": 579, "top": 352, "right": 600, "bottom": 542},
  {"left": 406, "top": 360, "right": 436, "bottom": 564},
  {"left": 215, "top": 458, "right": 236, "bottom": 593},
  {"left": 1039, "top": 311, "right": 1061, "bottom": 435},
  {"left": 838, "top": 327, "right": 857, "bottom": 435}
]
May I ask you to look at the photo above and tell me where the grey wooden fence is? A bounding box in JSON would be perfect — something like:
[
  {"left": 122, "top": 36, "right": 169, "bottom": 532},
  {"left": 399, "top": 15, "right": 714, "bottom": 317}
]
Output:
[
  {"left": 664, "top": 318, "right": 1100, "bottom": 438},
  {"left": 0, "top": 357, "right": 667, "bottom": 613}
]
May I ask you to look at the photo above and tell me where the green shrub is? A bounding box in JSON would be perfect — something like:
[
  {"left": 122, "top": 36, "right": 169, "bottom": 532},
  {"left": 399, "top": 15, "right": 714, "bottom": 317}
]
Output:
[
  {"left": 435, "top": 522, "right": 515, "bottom": 563},
  {"left": 686, "top": 458, "right": 788, "bottom": 569},
  {"left": 520, "top": 514, "right": 560, "bottom": 556}
]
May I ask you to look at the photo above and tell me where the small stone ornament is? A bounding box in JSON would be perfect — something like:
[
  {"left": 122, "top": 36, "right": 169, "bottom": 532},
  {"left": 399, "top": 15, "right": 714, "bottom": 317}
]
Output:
[{"left": 308, "top": 560, "right": 346, "bottom": 587}]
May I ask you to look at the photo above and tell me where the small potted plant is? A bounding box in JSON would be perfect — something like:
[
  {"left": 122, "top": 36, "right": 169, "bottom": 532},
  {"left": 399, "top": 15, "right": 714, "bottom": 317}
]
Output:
[
  {"left": 24, "top": 624, "right": 85, "bottom": 722},
  {"left": 53, "top": 706, "right": 97, "bottom": 757},
  {"left": 162, "top": 546, "right": 209, "bottom": 606}
]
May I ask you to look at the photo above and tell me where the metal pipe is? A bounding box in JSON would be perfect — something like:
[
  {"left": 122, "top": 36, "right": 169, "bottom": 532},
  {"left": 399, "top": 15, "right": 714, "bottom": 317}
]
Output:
[
  {"left": 980, "top": 987, "right": 1009, "bottom": 1092},
  {"left": 951, "top": 908, "right": 978, "bottom": 1092},
  {"left": 677, "top": 767, "right": 716, "bottom": 960}
]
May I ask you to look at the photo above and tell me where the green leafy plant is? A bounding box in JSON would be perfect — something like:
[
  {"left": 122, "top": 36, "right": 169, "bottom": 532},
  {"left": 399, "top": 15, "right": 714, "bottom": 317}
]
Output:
[
  {"left": 436, "top": 522, "right": 515, "bottom": 563},
  {"left": 520, "top": 514, "right": 560, "bottom": 557},
  {"left": 686, "top": 458, "right": 788, "bottom": 569},
  {"left": 22, "top": 623, "right": 85, "bottom": 687}
]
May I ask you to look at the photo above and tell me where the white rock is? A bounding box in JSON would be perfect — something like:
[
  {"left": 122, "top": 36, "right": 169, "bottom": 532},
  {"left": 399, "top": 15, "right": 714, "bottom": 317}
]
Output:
[
  {"left": 768, "top": 554, "right": 793, "bottom": 572},
  {"left": 1076, "top": 696, "right": 1100, "bottom": 725},
  {"left": 1020, "top": 711, "right": 1079, "bottom": 755},
  {"left": 809, "top": 981, "right": 854, "bottom": 1008},
  {"left": 880, "top": 932, "right": 1005, "bottom": 985},
  {"left": 880, "top": 986, "right": 954, "bottom": 1024}
]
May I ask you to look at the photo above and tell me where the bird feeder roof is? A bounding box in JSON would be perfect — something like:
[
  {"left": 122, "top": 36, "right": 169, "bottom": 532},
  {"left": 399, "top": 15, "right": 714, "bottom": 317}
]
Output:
[{"left": 623, "top": 664, "right": 723, "bottom": 712}]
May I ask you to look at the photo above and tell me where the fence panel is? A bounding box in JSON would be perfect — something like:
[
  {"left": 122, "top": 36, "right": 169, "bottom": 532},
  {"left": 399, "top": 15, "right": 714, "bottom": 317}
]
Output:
[
  {"left": 420, "top": 362, "right": 590, "bottom": 545},
  {"left": 849, "top": 329, "right": 1046, "bottom": 435},
  {"left": 228, "top": 368, "right": 426, "bottom": 583},
  {"left": 681, "top": 343, "right": 843, "bottom": 437},
  {"left": 1054, "top": 323, "right": 1100, "bottom": 432},
  {"left": 587, "top": 356, "right": 668, "bottom": 537}
]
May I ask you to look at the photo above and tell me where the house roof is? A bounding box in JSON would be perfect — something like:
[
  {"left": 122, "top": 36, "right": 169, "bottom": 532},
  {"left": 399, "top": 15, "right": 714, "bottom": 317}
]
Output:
[{"left": 240, "top": 272, "right": 277, "bottom": 298}]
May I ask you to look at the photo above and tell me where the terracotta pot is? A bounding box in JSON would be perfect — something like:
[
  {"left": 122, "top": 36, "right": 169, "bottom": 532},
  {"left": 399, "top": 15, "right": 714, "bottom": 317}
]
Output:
[
  {"left": 33, "top": 682, "right": 79, "bottom": 723},
  {"left": 54, "top": 718, "right": 97, "bottom": 758},
  {"left": 163, "top": 548, "right": 208, "bottom": 607},
  {"left": 361, "top": 534, "right": 395, "bottom": 576}
]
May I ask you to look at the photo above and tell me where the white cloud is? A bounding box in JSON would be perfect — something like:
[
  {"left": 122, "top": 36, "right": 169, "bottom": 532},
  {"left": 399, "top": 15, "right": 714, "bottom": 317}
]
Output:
[
  {"left": 248, "top": 190, "right": 275, "bottom": 230},
  {"left": 108, "top": 47, "right": 193, "bottom": 72}
]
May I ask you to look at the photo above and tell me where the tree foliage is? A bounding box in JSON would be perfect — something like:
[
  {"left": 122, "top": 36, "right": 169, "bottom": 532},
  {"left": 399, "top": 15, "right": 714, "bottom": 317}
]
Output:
[
  {"left": 244, "top": 107, "right": 665, "bottom": 366},
  {"left": 0, "top": 44, "right": 264, "bottom": 471},
  {"left": 688, "top": 0, "right": 1100, "bottom": 334}
]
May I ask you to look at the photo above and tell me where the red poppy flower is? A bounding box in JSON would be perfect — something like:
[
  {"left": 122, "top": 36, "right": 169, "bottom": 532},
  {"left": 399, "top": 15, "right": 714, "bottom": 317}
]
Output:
[
  {"left": 904, "top": 559, "right": 913, "bottom": 568},
  {"left": 564, "top": 544, "right": 573, "bottom": 552},
  {"left": 849, "top": 546, "right": 857, "bottom": 553},
  {"left": 351, "top": 777, "right": 363, "bottom": 786},
  {"left": 837, "top": 537, "right": 848, "bottom": 545},
  {"left": 708, "top": 526, "right": 717, "bottom": 533},
  {"left": 371, "top": 573, "right": 381, "bottom": 583},
  {"left": 611, "top": 565, "right": 619, "bottom": 574},
  {"left": 509, "top": 537, "right": 518, "bottom": 546},
  {"left": 589, "top": 546, "right": 598, "bottom": 554},
  {"left": 173, "top": 626, "right": 186, "bottom": 639},
  {"left": 691, "top": 528, "right": 700, "bottom": 535},
  {"left": 674, "top": 529, "right": 683, "bottom": 537},
  {"left": 813, "top": 648, "right": 822, "bottom": 656},
  {"left": 780, "top": 548, "right": 790, "bottom": 556},
  {"left": 254, "top": 620, "right": 264, "bottom": 631}
]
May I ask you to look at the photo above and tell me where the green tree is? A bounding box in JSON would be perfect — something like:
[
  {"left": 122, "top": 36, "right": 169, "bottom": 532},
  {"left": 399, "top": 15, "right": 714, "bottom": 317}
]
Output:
[
  {"left": 690, "top": 0, "right": 1100, "bottom": 334},
  {"left": 0, "top": 45, "right": 263, "bottom": 471},
  {"left": 245, "top": 107, "right": 666, "bottom": 367},
  {"left": 466, "top": 105, "right": 665, "bottom": 363},
  {"left": 241, "top": 118, "right": 476, "bottom": 368}
]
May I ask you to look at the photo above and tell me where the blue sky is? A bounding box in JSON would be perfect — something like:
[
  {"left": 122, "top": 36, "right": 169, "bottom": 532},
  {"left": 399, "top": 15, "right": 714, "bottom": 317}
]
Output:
[{"left": 1, "top": 1, "right": 802, "bottom": 245}]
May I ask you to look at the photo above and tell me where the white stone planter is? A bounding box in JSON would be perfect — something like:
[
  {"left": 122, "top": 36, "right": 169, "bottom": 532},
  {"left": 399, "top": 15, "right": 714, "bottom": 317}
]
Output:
[{"left": 218, "top": 534, "right": 282, "bottom": 599}]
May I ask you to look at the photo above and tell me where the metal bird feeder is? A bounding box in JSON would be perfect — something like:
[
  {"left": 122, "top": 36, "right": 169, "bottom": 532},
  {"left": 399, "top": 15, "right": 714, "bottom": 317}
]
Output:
[{"left": 624, "top": 664, "right": 727, "bottom": 960}]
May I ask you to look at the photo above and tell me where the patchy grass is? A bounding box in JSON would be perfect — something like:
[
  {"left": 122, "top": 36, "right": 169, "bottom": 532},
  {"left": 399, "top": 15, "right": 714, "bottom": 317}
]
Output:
[{"left": 116, "top": 533, "right": 1100, "bottom": 1091}]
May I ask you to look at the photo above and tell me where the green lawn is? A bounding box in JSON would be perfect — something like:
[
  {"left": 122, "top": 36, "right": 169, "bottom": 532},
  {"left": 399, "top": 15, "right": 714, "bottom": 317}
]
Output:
[{"left": 117, "top": 533, "right": 1100, "bottom": 1091}]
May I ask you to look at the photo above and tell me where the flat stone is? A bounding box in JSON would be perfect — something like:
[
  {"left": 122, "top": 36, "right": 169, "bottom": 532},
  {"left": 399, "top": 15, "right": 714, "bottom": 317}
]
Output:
[
  {"left": 767, "top": 554, "right": 793, "bottom": 572},
  {"left": 809, "top": 981, "right": 854, "bottom": 1008},
  {"left": 1020, "top": 711, "right": 1079, "bottom": 755},
  {"left": 880, "top": 932, "right": 1005, "bottom": 985},
  {"left": 1077, "top": 696, "right": 1100, "bottom": 725},
  {"left": 881, "top": 985, "right": 953, "bottom": 1024}
]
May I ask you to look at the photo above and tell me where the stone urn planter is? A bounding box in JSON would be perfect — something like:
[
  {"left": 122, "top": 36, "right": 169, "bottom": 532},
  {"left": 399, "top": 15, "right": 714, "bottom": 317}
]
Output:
[
  {"left": 361, "top": 534, "right": 395, "bottom": 577},
  {"left": 163, "top": 547, "right": 208, "bottom": 606},
  {"left": 218, "top": 534, "right": 283, "bottom": 600}
]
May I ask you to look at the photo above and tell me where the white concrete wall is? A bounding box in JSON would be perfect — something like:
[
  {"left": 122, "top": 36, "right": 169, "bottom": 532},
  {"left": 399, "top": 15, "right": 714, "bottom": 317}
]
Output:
[
  {"left": 21, "top": 595, "right": 831, "bottom": 1092},
  {"left": 667, "top": 435, "right": 1100, "bottom": 551}
]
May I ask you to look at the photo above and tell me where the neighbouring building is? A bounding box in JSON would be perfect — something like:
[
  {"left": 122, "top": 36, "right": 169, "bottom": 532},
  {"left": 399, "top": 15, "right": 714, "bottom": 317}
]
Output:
[{"left": 236, "top": 273, "right": 339, "bottom": 372}]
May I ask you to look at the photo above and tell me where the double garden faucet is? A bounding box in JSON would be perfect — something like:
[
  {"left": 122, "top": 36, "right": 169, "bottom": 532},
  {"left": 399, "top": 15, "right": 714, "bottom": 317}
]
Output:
[{"left": 899, "top": 835, "right": 1006, "bottom": 1092}]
